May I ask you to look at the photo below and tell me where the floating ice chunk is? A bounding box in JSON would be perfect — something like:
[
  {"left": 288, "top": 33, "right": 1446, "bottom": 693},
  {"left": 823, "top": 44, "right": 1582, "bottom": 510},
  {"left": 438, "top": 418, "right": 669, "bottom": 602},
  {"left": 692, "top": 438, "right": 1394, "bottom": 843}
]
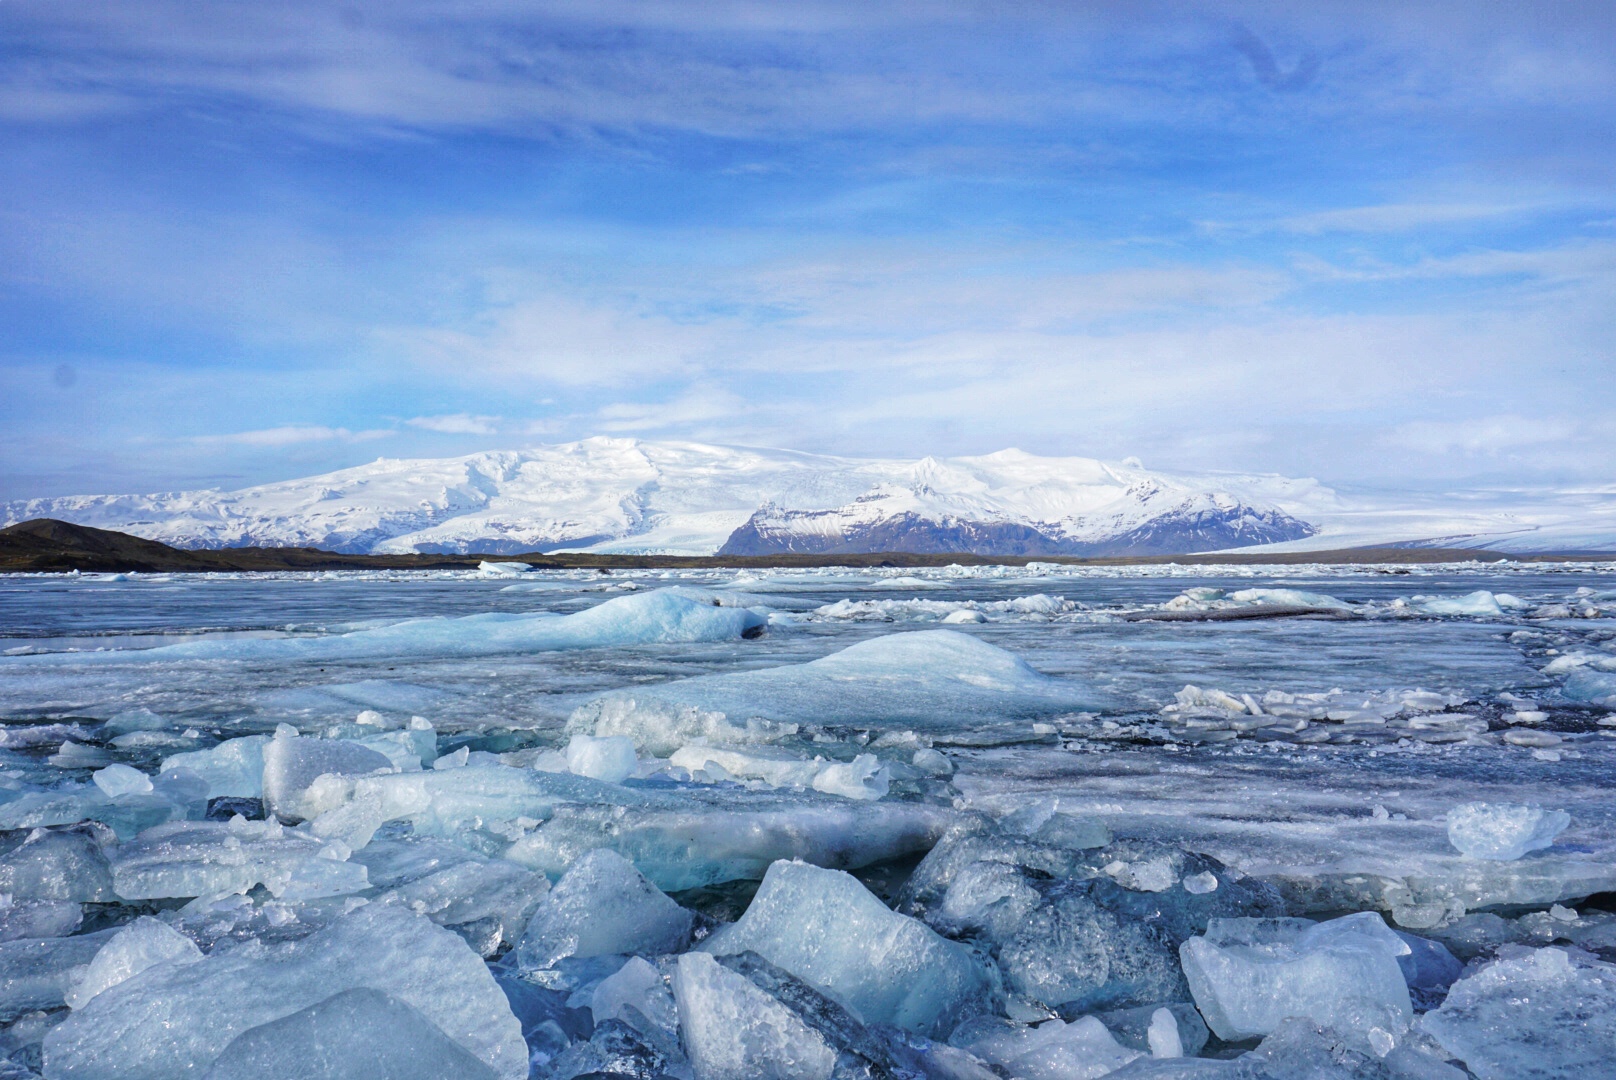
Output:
[
  {"left": 50, "top": 740, "right": 113, "bottom": 769},
  {"left": 570, "top": 697, "right": 799, "bottom": 757},
  {"left": 566, "top": 734, "right": 638, "bottom": 784},
  {"left": 262, "top": 731, "right": 395, "bottom": 823},
  {"left": 962, "top": 1016, "right": 1142, "bottom": 1080},
  {"left": 372, "top": 854, "right": 549, "bottom": 956},
  {"left": 1446, "top": 802, "right": 1570, "bottom": 861},
  {"left": 703, "top": 860, "right": 990, "bottom": 1037},
  {"left": 670, "top": 745, "right": 823, "bottom": 788},
  {"left": 202, "top": 986, "right": 500, "bottom": 1080},
  {"left": 1183, "top": 872, "right": 1219, "bottom": 895},
  {"left": 810, "top": 754, "right": 890, "bottom": 800},
  {"left": 8, "top": 588, "right": 766, "bottom": 666},
  {"left": 1180, "top": 914, "right": 1413, "bottom": 1042},
  {"left": 0, "top": 898, "right": 81, "bottom": 942},
  {"left": 43, "top": 904, "right": 528, "bottom": 1080},
  {"left": 109, "top": 817, "right": 366, "bottom": 901},
  {"left": 478, "top": 560, "right": 532, "bottom": 576},
  {"left": 160, "top": 736, "right": 269, "bottom": 799},
  {"left": 515, "top": 849, "right": 693, "bottom": 971},
  {"left": 1148, "top": 1008, "right": 1183, "bottom": 1058},
  {"left": 943, "top": 609, "right": 987, "bottom": 624},
  {"left": 1420, "top": 947, "right": 1616, "bottom": 1080},
  {"left": 1562, "top": 668, "right": 1616, "bottom": 707},
  {"left": 0, "top": 827, "right": 116, "bottom": 902},
  {"left": 591, "top": 956, "right": 678, "bottom": 1040},
  {"left": 1411, "top": 591, "right": 1505, "bottom": 617},
  {"left": 507, "top": 794, "right": 955, "bottom": 893},
  {"left": 912, "top": 747, "right": 954, "bottom": 777},
  {"left": 91, "top": 765, "right": 152, "bottom": 799},
  {"left": 1227, "top": 588, "right": 1355, "bottom": 611},
  {"left": 572, "top": 630, "right": 1107, "bottom": 752},
  {"left": 0, "top": 928, "right": 118, "bottom": 1022},
  {"left": 65, "top": 916, "right": 201, "bottom": 1010},
  {"left": 672, "top": 952, "right": 836, "bottom": 1080}
]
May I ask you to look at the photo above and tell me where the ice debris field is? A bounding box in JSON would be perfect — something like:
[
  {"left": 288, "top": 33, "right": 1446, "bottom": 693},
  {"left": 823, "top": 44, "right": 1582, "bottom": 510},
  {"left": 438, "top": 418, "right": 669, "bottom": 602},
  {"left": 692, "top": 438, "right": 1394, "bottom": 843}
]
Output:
[{"left": 0, "top": 560, "right": 1615, "bottom": 1079}]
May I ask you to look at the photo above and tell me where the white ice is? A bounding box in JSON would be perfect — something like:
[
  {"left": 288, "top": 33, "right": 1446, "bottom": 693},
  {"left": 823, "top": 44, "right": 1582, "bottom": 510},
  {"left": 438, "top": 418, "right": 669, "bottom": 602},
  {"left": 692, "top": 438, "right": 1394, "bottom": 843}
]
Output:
[
  {"left": 565, "top": 733, "right": 638, "bottom": 784},
  {"left": 571, "top": 629, "right": 1107, "bottom": 754},
  {"left": 1446, "top": 802, "right": 1570, "bottom": 861},
  {"left": 65, "top": 916, "right": 201, "bottom": 1010},
  {"left": 962, "top": 1016, "right": 1142, "bottom": 1080}
]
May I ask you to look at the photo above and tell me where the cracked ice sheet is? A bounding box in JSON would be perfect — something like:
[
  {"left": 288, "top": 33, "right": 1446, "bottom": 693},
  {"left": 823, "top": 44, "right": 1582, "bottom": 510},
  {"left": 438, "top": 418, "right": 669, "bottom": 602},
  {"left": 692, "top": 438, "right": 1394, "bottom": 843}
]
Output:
[{"left": 950, "top": 742, "right": 1616, "bottom": 923}]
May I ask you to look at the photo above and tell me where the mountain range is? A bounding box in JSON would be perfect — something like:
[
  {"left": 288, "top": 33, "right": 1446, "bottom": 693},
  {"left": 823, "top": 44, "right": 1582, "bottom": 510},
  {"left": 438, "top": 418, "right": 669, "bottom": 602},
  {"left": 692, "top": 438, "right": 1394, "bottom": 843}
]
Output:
[{"left": 4, "top": 437, "right": 1613, "bottom": 556}]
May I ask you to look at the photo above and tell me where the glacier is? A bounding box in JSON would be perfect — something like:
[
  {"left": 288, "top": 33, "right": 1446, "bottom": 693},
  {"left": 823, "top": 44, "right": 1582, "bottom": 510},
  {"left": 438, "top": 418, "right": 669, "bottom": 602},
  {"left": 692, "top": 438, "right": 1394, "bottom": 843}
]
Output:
[{"left": 0, "top": 559, "right": 1612, "bottom": 1077}]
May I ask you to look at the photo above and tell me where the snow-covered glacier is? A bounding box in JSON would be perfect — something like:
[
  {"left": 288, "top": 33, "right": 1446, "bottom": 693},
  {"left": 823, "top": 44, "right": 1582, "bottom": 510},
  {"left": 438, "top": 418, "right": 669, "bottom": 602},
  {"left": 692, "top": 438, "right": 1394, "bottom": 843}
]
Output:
[
  {"left": 9, "top": 437, "right": 1615, "bottom": 556},
  {"left": 1, "top": 559, "right": 1615, "bottom": 1077}
]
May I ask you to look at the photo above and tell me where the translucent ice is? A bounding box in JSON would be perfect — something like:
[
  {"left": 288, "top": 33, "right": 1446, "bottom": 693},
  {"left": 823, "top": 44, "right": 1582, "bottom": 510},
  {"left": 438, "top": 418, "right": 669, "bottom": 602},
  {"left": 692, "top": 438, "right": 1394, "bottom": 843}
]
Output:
[
  {"left": 109, "top": 817, "right": 367, "bottom": 901},
  {"left": 0, "top": 898, "right": 82, "bottom": 942},
  {"left": 92, "top": 765, "right": 152, "bottom": 799},
  {"left": 160, "top": 736, "right": 269, "bottom": 800},
  {"left": 368, "top": 847, "right": 549, "bottom": 956},
  {"left": 262, "top": 731, "right": 396, "bottom": 823},
  {"left": 0, "top": 826, "right": 116, "bottom": 902},
  {"left": 65, "top": 916, "right": 201, "bottom": 1010},
  {"left": 202, "top": 986, "right": 500, "bottom": 1080},
  {"left": 809, "top": 754, "right": 891, "bottom": 800},
  {"left": 42, "top": 904, "right": 528, "bottom": 1080},
  {"left": 962, "top": 1016, "right": 1142, "bottom": 1080},
  {"left": 703, "top": 860, "right": 991, "bottom": 1037},
  {"left": 1420, "top": 947, "right": 1616, "bottom": 1080},
  {"left": 672, "top": 951, "right": 836, "bottom": 1080},
  {"left": 669, "top": 745, "right": 824, "bottom": 788},
  {"left": 0, "top": 928, "right": 118, "bottom": 1021},
  {"left": 1411, "top": 591, "right": 1505, "bottom": 617},
  {"left": 571, "top": 629, "right": 1107, "bottom": 752},
  {"left": 565, "top": 733, "right": 638, "bottom": 784},
  {"left": 1447, "top": 802, "right": 1570, "bottom": 861},
  {"left": 514, "top": 849, "right": 693, "bottom": 970},
  {"left": 1179, "top": 914, "right": 1412, "bottom": 1042},
  {"left": 590, "top": 955, "right": 678, "bottom": 1041}
]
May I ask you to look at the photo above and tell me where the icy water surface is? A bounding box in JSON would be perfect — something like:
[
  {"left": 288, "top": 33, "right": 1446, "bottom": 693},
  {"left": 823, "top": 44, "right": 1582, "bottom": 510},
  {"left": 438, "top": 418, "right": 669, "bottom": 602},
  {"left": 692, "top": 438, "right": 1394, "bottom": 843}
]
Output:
[{"left": 1, "top": 562, "right": 1615, "bottom": 1078}]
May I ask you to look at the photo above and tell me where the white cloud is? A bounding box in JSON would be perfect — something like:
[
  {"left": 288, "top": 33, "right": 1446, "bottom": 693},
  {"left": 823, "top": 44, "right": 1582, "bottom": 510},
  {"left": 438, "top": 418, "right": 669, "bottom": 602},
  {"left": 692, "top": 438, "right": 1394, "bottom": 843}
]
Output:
[
  {"left": 406, "top": 413, "right": 501, "bottom": 435},
  {"left": 190, "top": 426, "right": 390, "bottom": 447},
  {"left": 1385, "top": 416, "right": 1578, "bottom": 456}
]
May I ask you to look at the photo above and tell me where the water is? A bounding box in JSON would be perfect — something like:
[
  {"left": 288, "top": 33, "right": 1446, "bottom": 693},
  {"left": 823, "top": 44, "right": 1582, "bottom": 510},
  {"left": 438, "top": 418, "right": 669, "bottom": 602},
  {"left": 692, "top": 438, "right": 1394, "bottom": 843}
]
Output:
[{"left": 2, "top": 561, "right": 1614, "bottom": 1076}]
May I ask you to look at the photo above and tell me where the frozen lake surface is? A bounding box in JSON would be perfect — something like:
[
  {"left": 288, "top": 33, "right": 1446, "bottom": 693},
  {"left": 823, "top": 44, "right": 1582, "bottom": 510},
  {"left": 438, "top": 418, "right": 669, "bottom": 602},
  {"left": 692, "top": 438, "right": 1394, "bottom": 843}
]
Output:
[{"left": 1, "top": 561, "right": 1614, "bottom": 1078}]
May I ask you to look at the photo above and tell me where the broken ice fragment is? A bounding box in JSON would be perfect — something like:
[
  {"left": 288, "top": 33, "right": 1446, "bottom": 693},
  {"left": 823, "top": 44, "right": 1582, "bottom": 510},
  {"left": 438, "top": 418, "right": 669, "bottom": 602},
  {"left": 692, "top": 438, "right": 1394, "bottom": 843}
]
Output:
[
  {"left": 702, "top": 859, "right": 991, "bottom": 1038},
  {"left": 1446, "top": 802, "right": 1570, "bottom": 861},
  {"left": 673, "top": 951, "right": 836, "bottom": 1080},
  {"left": 565, "top": 734, "right": 637, "bottom": 784},
  {"left": 514, "top": 849, "right": 693, "bottom": 971},
  {"left": 65, "top": 916, "right": 201, "bottom": 1010},
  {"left": 203, "top": 986, "right": 501, "bottom": 1080},
  {"left": 91, "top": 765, "right": 152, "bottom": 799}
]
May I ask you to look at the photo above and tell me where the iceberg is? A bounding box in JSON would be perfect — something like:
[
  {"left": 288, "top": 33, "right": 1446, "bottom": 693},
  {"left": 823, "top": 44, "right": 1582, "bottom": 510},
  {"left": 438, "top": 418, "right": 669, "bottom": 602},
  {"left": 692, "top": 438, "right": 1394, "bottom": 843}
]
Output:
[
  {"left": 5, "top": 588, "right": 766, "bottom": 665},
  {"left": 42, "top": 904, "right": 528, "bottom": 1080},
  {"left": 1447, "top": 802, "right": 1570, "bottom": 861},
  {"left": 703, "top": 860, "right": 992, "bottom": 1037},
  {"left": 571, "top": 629, "right": 1108, "bottom": 753}
]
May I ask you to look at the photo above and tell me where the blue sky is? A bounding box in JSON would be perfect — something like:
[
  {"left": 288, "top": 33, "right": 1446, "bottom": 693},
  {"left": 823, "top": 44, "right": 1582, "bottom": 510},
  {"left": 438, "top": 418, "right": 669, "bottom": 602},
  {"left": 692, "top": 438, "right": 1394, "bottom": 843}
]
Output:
[{"left": 3, "top": 0, "right": 1614, "bottom": 499}]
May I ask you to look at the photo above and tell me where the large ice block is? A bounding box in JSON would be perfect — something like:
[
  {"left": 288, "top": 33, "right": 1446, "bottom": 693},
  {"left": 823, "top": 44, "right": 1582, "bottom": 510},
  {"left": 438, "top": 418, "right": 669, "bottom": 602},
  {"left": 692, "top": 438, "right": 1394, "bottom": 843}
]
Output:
[
  {"left": 109, "top": 817, "right": 366, "bottom": 901},
  {"left": 961, "top": 1016, "right": 1142, "bottom": 1080},
  {"left": 1420, "top": 947, "right": 1616, "bottom": 1080},
  {"left": 0, "top": 928, "right": 118, "bottom": 1022},
  {"left": 201, "top": 987, "right": 501, "bottom": 1080},
  {"left": 570, "top": 629, "right": 1108, "bottom": 753},
  {"left": 672, "top": 952, "right": 836, "bottom": 1080},
  {"left": 42, "top": 904, "right": 528, "bottom": 1080},
  {"left": 262, "top": 731, "right": 396, "bottom": 823},
  {"left": 1179, "top": 914, "right": 1413, "bottom": 1042},
  {"left": 514, "top": 848, "right": 693, "bottom": 970},
  {"left": 703, "top": 860, "right": 991, "bottom": 1037},
  {"left": 65, "top": 916, "right": 201, "bottom": 1011},
  {"left": 160, "top": 736, "right": 269, "bottom": 800}
]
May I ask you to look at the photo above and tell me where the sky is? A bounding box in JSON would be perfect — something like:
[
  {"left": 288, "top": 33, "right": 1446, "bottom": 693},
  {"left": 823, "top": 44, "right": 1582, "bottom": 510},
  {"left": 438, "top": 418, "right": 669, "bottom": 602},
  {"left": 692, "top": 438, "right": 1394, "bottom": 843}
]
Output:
[{"left": 3, "top": 0, "right": 1614, "bottom": 500}]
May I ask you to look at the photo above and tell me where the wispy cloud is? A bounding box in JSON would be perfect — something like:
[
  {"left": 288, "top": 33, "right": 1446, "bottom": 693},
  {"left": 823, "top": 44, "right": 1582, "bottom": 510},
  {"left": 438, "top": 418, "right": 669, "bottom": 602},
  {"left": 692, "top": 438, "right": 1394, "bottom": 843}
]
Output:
[
  {"left": 190, "top": 426, "right": 391, "bottom": 447},
  {"left": 406, "top": 413, "right": 501, "bottom": 435}
]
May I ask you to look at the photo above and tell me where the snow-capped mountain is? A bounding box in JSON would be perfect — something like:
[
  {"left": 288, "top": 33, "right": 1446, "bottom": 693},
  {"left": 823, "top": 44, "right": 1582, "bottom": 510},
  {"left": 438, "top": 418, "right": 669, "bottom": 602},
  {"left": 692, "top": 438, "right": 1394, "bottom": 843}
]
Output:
[{"left": 4, "top": 437, "right": 1613, "bottom": 556}]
